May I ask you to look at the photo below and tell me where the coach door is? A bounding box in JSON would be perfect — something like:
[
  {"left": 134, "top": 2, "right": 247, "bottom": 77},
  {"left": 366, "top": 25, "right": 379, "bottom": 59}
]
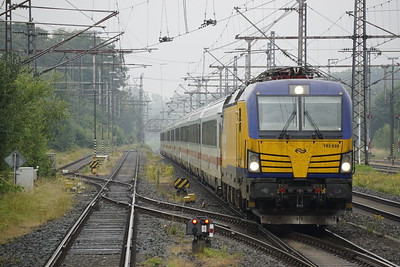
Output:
[{"left": 236, "top": 107, "right": 242, "bottom": 167}]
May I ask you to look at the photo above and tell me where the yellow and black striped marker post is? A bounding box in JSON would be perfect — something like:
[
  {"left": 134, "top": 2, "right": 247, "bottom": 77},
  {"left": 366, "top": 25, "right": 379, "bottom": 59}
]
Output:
[
  {"left": 174, "top": 178, "right": 190, "bottom": 190},
  {"left": 89, "top": 160, "right": 99, "bottom": 169},
  {"left": 89, "top": 160, "right": 99, "bottom": 174}
]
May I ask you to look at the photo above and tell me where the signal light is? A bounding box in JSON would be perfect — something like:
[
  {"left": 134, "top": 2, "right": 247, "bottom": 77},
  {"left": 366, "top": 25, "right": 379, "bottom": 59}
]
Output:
[
  {"left": 204, "top": 219, "right": 210, "bottom": 224},
  {"left": 192, "top": 219, "right": 198, "bottom": 225}
]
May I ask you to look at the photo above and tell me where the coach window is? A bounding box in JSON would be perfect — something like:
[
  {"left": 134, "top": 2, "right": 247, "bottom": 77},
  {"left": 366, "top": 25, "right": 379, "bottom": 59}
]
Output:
[
  {"left": 188, "top": 124, "right": 198, "bottom": 143},
  {"left": 175, "top": 128, "right": 180, "bottom": 141},
  {"left": 202, "top": 120, "right": 217, "bottom": 146},
  {"left": 196, "top": 124, "right": 200, "bottom": 144}
]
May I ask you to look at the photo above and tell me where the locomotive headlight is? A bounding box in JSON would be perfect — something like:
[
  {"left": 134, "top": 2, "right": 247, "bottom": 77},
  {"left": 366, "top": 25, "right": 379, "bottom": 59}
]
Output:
[
  {"left": 294, "top": 86, "right": 304, "bottom": 94},
  {"left": 289, "top": 85, "right": 310, "bottom": 95},
  {"left": 248, "top": 151, "right": 260, "bottom": 173},
  {"left": 340, "top": 152, "right": 352, "bottom": 173}
]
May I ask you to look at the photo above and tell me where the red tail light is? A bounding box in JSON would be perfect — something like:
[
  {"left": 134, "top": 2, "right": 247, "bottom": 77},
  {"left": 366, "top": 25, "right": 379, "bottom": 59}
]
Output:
[{"left": 277, "top": 187, "right": 286, "bottom": 194}]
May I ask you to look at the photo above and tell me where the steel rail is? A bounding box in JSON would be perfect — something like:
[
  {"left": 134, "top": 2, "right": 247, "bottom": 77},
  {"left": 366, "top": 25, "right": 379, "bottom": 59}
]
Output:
[
  {"left": 353, "top": 191, "right": 400, "bottom": 209},
  {"left": 136, "top": 194, "right": 251, "bottom": 226},
  {"left": 352, "top": 201, "right": 400, "bottom": 222},
  {"left": 123, "top": 151, "right": 140, "bottom": 267},
  {"left": 323, "top": 229, "right": 398, "bottom": 267},
  {"left": 76, "top": 173, "right": 132, "bottom": 188},
  {"left": 288, "top": 231, "right": 398, "bottom": 267},
  {"left": 57, "top": 155, "right": 92, "bottom": 171},
  {"left": 352, "top": 191, "right": 400, "bottom": 222},
  {"left": 369, "top": 163, "right": 400, "bottom": 174},
  {"left": 44, "top": 152, "right": 130, "bottom": 267}
]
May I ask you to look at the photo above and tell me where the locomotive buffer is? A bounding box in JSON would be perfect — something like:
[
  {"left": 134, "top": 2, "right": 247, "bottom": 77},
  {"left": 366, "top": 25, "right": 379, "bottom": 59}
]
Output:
[{"left": 186, "top": 216, "right": 214, "bottom": 253}]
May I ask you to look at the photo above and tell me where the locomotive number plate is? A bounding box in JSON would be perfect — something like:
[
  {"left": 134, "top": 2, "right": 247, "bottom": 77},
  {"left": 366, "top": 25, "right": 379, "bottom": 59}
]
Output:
[{"left": 323, "top": 144, "right": 340, "bottom": 148}]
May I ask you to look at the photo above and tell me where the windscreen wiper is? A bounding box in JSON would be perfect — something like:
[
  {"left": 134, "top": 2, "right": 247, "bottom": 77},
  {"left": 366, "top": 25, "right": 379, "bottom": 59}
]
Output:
[
  {"left": 304, "top": 111, "right": 323, "bottom": 139},
  {"left": 278, "top": 111, "right": 296, "bottom": 139}
]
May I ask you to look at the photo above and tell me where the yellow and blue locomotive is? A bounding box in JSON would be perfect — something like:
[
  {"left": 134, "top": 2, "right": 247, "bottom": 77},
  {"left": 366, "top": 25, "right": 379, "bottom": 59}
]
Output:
[{"left": 160, "top": 67, "right": 352, "bottom": 225}]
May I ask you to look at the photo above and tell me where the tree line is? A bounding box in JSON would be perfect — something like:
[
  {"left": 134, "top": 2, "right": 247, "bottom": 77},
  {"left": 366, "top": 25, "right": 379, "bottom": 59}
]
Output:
[{"left": 0, "top": 23, "right": 141, "bottom": 183}]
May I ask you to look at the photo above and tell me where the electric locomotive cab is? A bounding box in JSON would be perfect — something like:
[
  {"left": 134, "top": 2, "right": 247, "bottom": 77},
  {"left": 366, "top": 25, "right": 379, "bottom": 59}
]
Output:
[{"left": 221, "top": 70, "right": 353, "bottom": 225}]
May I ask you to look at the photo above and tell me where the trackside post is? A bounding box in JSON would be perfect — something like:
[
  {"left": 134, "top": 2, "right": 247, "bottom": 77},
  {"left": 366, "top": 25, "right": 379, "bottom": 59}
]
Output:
[{"left": 186, "top": 216, "right": 214, "bottom": 253}]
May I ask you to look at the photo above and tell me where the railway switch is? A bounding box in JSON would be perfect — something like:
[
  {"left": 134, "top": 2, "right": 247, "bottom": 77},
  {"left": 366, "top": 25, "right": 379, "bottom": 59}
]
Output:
[{"left": 186, "top": 216, "right": 214, "bottom": 253}]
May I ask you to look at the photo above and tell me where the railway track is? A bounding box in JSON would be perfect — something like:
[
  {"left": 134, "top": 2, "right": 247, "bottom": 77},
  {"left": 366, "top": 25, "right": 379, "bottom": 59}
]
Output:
[
  {"left": 57, "top": 154, "right": 92, "bottom": 173},
  {"left": 136, "top": 194, "right": 397, "bottom": 266},
  {"left": 369, "top": 161, "right": 400, "bottom": 173},
  {"left": 51, "top": 152, "right": 398, "bottom": 266},
  {"left": 280, "top": 227, "right": 397, "bottom": 267},
  {"left": 147, "top": 156, "right": 398, "bottom": 267},
  {"left": 135, "top": 203, "right": 315, "bottom": 266},
  {"left": 45, "top": 150, "right": 139, "bottom": 267},
  {"left": 352, "top": 191, "right": 400, "bottom": 222}
]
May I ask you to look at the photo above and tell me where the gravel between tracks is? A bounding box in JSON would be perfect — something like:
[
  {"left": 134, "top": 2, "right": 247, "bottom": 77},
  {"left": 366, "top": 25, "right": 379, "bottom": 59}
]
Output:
[
  {"left": 327, "top": 186, "right": 400, "bottom": 265},
  {"left": 1, "top": 156, "right": 399, "bottom": 266}
]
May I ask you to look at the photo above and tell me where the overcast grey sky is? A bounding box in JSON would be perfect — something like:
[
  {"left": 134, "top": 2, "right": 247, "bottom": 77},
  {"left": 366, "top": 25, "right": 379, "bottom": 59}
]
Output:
[{"left": 3, "top": 0, "right": 400, "bottom": 99}]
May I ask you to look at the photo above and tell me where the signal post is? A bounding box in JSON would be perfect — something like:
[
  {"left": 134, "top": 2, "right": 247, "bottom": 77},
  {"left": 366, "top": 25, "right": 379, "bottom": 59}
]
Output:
[{"left": 186, "top": 216, "right": 214, "bottom": 253}]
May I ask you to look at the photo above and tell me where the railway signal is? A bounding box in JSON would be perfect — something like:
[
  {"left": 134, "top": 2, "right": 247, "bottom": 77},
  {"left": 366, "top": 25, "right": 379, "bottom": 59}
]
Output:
[{"left": 186, "top": 216, "right": 214, "bottom": 253}]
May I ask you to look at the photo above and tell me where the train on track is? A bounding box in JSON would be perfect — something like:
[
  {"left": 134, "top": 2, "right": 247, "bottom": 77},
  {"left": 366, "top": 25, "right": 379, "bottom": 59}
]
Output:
[{"left": 160, "top": 67, "right": 353, "bottom": 225}]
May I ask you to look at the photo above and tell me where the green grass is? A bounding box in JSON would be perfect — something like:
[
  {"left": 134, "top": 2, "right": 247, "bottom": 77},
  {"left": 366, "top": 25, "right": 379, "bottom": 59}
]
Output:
[
  {"left": 141, "top": 257, "right": 163, "bottom": 266},
  {"left": 0, "top": 178, "right": 75, "bottom": 243},
  {"left": 139, "top": 244, "right": 242, "bottom": 267},
  {"left": 144, "top": 151, "right": 178, "bottom": 201},
  {"left": 354, "top": 164, "right": 400, "bottom": 196},
  {"left": 196, "top": 246, "right": 242, "bottom": 266}
]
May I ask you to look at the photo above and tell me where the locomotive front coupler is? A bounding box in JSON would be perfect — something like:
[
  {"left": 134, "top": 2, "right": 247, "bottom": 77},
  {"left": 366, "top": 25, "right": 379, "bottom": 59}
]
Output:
[{"left": 296, "top": 188, "right": 304, "bottom": 208}]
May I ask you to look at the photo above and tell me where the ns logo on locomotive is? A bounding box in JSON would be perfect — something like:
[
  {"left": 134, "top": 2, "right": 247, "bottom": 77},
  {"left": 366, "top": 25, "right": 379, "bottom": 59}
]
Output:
[{"left": 160, "top": 67, "right": 353, "bottom": 225}]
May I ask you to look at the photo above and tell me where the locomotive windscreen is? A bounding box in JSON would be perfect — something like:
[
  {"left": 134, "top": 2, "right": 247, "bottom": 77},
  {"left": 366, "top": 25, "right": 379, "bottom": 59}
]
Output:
[
  {"left": 257, "top": 95, "right": 342, "bottom": 133},
  {"left": 302, "top": 96, "right": 342, "bottom": 131},
  {"left": 258, "top": 96, "right": 298, "bottom": 131}
]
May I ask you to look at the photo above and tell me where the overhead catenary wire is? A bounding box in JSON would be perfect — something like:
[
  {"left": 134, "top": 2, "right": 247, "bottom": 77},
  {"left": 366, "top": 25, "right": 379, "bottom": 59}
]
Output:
[
  {"left": 22, "top": 5, "right": 113, "bottom": 13},
  {"left": 39, "top": 33, "right": 124, "bottom": 75},
  {"left": 148, "top": 0, "right": 278, "bottom": 48},
  {"left": 367, "top": 0, "right": 396, "bottom": 11},
  {"left": 207, "top": 1, "right": 296, "bottom": 54},
  {"left": 22, "top": 11, "right": 118, "bottom": 65},
  {"left": 0, "top": 0, "right": 29, "bottom": 17},
  {"left": 65, "top": 0, "right": 96, "bottom": 24}
]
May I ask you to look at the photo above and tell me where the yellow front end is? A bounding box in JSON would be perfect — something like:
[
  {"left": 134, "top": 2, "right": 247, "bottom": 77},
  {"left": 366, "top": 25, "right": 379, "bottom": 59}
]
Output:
[
  {"left": 248, "top": 139, "right": 353, "bottom": 178},
  {"left": 221, "top": 101, "right": 353, "bottom": 225}
]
